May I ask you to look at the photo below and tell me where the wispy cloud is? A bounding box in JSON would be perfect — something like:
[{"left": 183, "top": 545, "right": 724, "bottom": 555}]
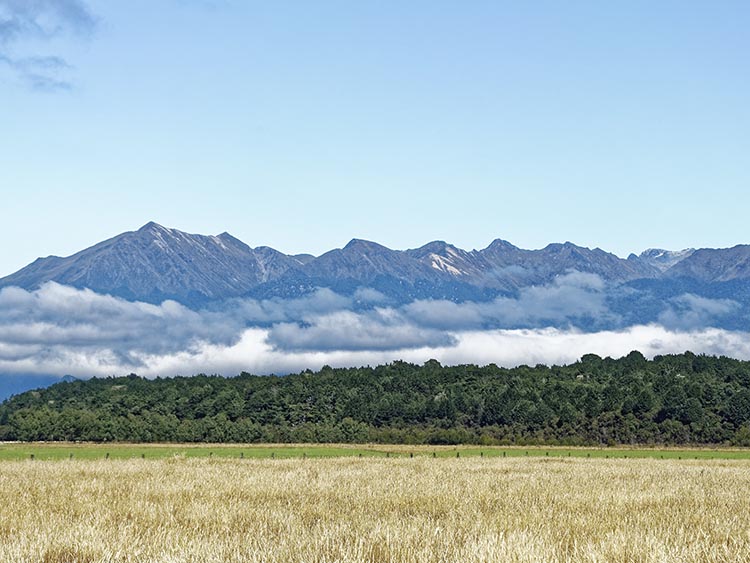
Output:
[
  {"left": 658, "top": 293, "right": 741, "bottom": 330},
  {"left": 267, "top": 309, "right": 456, "bottom": 352},
  {"left": 0, "top": 53, "right": 72, "bottom": 90},
  {"left": 403, "top": 271, "right": 615, "bottom": 331},
  {"left": 0, "top": 0, "right": 96, "bottom": 90}
]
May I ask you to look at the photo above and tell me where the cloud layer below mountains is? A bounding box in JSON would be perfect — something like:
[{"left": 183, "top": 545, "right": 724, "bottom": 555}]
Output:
[{"left": 0, "top": 281, "right": 748, "bottom": 379}]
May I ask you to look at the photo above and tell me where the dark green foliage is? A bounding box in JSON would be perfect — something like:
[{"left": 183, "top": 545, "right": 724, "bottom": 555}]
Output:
[{"left": 2, "top": 353, "right": 750, "bottom": 446}]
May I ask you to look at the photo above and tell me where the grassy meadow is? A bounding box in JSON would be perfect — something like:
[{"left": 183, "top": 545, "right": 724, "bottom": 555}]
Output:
[
  {"left": 1, "top": 452, "right": 749, "bottom": 562},
  {"left": 3, "top": 442, "right": 750, "bottom": 461}
]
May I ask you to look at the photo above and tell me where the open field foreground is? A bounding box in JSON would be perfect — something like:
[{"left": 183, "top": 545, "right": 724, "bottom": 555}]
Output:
[
  {"left": 1, "top": 457, "right": 749, "bottom": 563},
  {"left": 3, "top": 442, "right": 750, "bottom": 461}
]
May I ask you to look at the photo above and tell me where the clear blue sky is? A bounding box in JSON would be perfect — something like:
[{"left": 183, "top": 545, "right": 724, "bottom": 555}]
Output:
[{"left": 1, "top": 0, "right": 749, "bottom": 276}]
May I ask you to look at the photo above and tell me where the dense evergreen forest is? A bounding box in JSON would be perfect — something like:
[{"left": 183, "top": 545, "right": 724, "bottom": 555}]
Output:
[{"left": 3, "top": 352, "right": 750, "bottom": 446}]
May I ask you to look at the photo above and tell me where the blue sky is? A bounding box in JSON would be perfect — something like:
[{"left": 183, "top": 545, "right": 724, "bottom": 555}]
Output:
[{"left": 1, "top": 0, "right": 749, "bottom": 277}]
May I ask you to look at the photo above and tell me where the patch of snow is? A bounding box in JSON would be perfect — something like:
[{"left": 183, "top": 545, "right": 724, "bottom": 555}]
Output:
[{"left": 430, "top": 255, "right": 463, "bottom": 276}]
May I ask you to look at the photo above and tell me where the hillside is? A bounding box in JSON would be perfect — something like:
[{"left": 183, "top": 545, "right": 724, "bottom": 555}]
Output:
[{"left": 2, "top": 353, "right": 750, "bottom": 446}]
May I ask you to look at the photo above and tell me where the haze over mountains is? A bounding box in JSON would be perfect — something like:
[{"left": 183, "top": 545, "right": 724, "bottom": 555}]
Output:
[{"left": 2, "top": 222, "right": 748, "bottom": 315}]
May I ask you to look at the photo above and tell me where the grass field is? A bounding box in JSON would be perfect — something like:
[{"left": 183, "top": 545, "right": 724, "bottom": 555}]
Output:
[
  {"left": 1, "top": 455, "right": 749, "bottom": 562},
  {"left": 2, "top": 441, "right": 750, "bottom": 461}
]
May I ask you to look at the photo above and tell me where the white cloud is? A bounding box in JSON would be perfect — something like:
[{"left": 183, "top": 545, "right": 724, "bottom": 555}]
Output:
[
  {"left": 658, "top": 293, "right": 740, "bottom": 330},
  {"left": 267, "top": 308, "right": 455, "bottom": 352},
  {"left": 130, "top": 325, "right": 750, "bottom": 378},
  {"left": 0, "top": 282, "right": 748, "bottom": 380}
]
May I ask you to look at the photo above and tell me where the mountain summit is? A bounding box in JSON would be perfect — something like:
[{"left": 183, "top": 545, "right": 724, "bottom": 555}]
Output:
[{"left": 0, "top": 222, "right": 305, "bottom": 304}]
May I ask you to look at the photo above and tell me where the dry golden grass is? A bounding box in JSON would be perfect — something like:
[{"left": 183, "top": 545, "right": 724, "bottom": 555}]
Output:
[{"left": 0, "top": 456, "right": 749, "bottom": 562}]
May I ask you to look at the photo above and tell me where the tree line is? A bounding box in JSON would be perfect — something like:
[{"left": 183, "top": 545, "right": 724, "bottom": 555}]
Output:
[{"left": 2, "top": 351, "right": 750, "bottom": 446}]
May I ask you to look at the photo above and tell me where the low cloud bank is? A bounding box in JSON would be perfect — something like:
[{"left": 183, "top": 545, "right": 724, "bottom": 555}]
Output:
[
  {"left": 0, "top": 282, "right": 747, "bottom": 379},
  {"left": 134, "top": 325, "right": 750, "bottom": 379}
]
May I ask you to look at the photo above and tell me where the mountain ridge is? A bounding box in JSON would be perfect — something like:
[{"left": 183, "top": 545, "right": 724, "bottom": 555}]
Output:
[{"left": 0, "top": 222, "right": 742, "bottom": 307}]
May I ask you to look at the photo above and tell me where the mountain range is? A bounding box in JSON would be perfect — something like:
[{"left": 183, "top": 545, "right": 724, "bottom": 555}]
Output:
[
  {"left": 1, "top": 222, "right": 750, "bottom": 401},
  {"left": 4, "top": 221, "right": 749, "bottom": 309}
]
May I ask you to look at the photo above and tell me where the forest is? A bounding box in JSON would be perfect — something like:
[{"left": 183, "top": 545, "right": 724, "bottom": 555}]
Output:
[{"left": 2, "top": 352, "right": 750, "bottom": 446}]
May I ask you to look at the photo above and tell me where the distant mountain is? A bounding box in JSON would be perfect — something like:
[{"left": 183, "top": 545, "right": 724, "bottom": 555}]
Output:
[
  {"left": 0, "top": 222, "right": 306, "bottom": 305},
  {"left": 306, "top": 238, "right": 437, "bottom": 283},
  {"left": 0, "top": 222, "right": 747, "bottom": 311},
  {"left": 260, "top": 234, "right": 662, "bottom": 303},
  {"left": 482, "top": 241, "right": 659, "bottom": 285}
]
